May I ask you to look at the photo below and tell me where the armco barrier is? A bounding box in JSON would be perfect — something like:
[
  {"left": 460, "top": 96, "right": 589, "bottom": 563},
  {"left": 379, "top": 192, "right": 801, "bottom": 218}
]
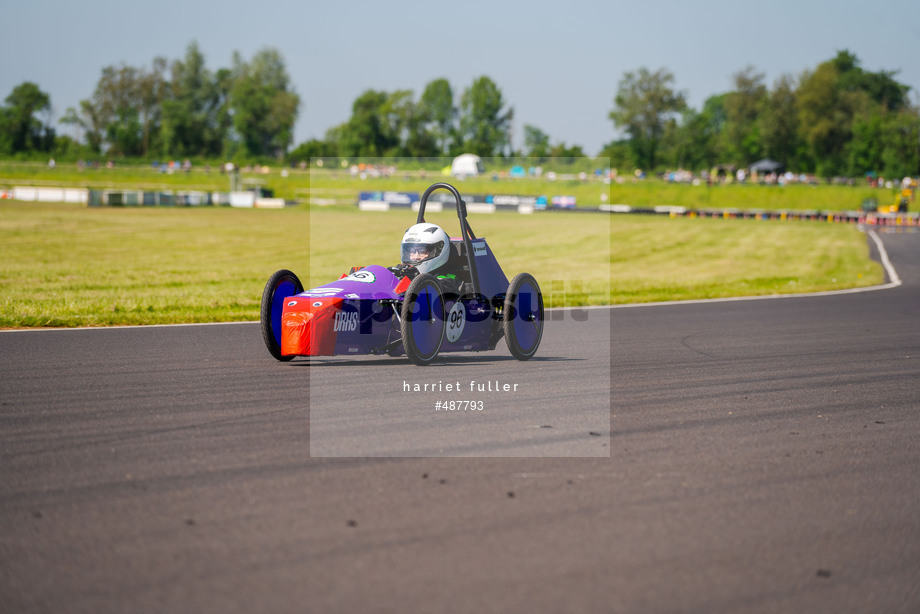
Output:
[
  {"left": 355, "top": 193, "right": 918, "bottom": 227},
  {"left": 88, "top": 190, "right": 214, "bottom": 206},
  {"left": 357, "top": 191, "right": 561, "bottom": 215}
]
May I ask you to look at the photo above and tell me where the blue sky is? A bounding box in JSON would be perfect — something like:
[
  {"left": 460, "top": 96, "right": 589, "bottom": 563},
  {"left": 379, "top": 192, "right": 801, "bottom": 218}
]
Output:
[{"left": 2, "top": 0, "right": 918, "bottom": 156}]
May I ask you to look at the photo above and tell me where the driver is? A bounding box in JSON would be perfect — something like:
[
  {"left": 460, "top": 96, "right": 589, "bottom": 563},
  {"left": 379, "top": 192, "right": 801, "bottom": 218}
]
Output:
[{"left": 399, "top": 223, "right": 450, "bottom": 276}]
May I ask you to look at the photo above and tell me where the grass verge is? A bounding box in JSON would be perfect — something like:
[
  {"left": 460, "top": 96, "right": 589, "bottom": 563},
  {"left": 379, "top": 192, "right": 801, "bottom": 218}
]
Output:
[{"left": 0, "top": 201, "right": 883, "bottom": 328}]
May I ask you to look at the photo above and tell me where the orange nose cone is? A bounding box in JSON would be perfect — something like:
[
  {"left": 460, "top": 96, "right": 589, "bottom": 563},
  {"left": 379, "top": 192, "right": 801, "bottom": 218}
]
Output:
[{"left": 281, "top": 297, "right": 343, "bottom": 356}]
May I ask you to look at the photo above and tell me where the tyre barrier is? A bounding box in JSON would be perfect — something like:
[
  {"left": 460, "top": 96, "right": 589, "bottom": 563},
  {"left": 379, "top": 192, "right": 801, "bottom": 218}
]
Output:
[{"left": 624, "top": 206, "right": 918, "bottom": 226}]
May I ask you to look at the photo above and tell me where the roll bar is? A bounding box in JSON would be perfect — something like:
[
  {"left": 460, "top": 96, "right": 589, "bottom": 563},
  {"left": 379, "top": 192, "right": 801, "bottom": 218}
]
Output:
[{"left": 417, "top": 183, "right": 480, "bottom": 297}]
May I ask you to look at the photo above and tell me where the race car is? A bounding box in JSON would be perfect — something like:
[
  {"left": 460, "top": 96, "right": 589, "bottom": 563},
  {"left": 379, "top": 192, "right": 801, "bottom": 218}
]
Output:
[{"left": 260, "top": 182, "right": 544, "bottom": 365}]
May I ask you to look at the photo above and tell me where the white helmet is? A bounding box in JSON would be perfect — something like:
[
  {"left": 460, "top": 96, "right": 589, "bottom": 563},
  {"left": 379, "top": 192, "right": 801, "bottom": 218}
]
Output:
[{"left": 400, "top": 223, "right": 450, "bottom": 275}]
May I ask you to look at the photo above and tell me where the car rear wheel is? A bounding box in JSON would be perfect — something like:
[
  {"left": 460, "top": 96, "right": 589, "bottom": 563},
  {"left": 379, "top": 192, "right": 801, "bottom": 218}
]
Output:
[
  {"left": 261, "top": 269, "right": 303, "bottom": 361},
  {"left": 400, "top": 274, "right": 445, "bottom": 366}
]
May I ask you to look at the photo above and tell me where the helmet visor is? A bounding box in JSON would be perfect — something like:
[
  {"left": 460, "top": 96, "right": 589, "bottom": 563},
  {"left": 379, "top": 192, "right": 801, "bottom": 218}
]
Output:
[{"left": 401, "top": 241, "right": 443, "bottom": 265}]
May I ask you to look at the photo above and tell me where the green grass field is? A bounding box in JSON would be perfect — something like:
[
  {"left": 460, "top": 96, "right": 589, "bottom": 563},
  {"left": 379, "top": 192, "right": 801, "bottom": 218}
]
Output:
[{"left": 0, "top": 200, "right": 883, "bottom": 328}]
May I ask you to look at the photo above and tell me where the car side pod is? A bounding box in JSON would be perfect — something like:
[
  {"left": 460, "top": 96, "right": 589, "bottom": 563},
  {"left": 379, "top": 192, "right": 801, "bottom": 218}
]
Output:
[
  {"left": 260, "top": 269, "right": 303, "bottom": 361},
  {"left": 503, "top": 272, "right": 544, "bottom": 360}
]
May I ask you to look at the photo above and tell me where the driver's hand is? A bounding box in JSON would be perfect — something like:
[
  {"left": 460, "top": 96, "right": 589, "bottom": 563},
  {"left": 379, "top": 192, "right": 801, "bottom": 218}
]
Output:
[{"left": 387, "top": 264, "right": 418, "bottom": 278}]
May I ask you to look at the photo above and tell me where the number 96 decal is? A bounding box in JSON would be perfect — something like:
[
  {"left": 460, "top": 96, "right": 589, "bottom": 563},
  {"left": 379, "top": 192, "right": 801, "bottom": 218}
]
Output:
[
  {"left": 344, "top": 270, "right": 376, "bottom": 283},
  {"left": 445, "top": 302, "right": 466, "bottom": 343}
]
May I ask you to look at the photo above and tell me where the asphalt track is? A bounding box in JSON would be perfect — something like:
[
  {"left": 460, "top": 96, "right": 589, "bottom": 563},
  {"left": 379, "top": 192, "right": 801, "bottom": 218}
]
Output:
[{"left": 1, "top": 229, "right": 918, "bottom": 613}]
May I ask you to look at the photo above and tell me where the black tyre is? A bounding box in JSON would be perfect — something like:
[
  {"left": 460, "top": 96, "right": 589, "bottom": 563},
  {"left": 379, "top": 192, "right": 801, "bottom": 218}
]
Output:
[
  {"left": 503, "top": 273, "right": 544, "bottom": 360},
  {"left": 400, "top": 274, "right": 445, "bottom": 366},
  {"left": 261, "top": 269, "right": 303, "bottom": 361}
]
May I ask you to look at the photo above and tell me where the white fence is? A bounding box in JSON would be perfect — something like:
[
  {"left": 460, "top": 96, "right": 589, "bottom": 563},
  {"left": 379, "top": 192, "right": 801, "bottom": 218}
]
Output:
[
  {"left": 7, "top": 186, "right": 89, "bottom": 203},
  {"left": 2, "top": 186, "right": 288, "bottom": 208}
]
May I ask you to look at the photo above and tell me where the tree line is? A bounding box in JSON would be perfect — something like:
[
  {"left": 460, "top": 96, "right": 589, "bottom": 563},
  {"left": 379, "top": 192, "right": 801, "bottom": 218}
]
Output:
[
  {"left": 607, "top": 51, "right": 919, "bottom": 178},
  {"left": 290, "top": 75, "right": 585, "bottom": 162},
  {"left": 0, "top": 45, "right": 916, "bottom": 177},
  {"left": 0, "top": 42, "right": 299, "bottom": 161}
]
